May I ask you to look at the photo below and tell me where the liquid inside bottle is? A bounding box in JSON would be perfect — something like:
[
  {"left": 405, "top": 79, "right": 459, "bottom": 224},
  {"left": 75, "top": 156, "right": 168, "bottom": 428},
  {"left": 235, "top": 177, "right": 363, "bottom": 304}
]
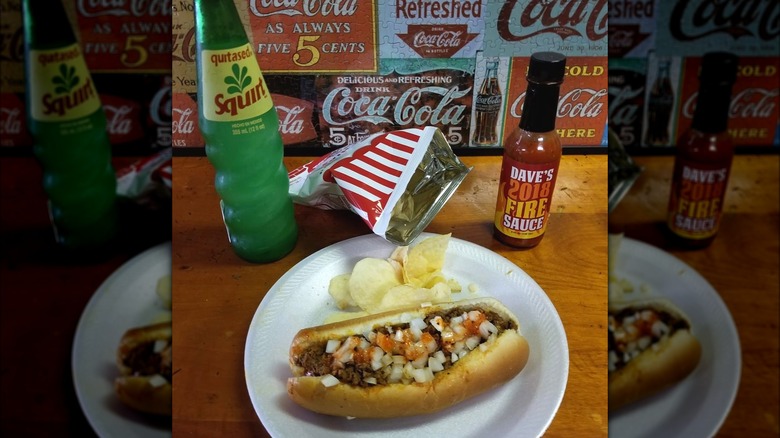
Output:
[
  {"left": 666, "top": 52, "right": 738, "bottom": 249},
  {"left": 494, "top": 52, "right": 566, "bottom": 249},
  {"left": 22, "top": 0, "right": 118, "bottom": 251},
  {"left": 195, "top": 0, "right": 297, "bottom": 263}
]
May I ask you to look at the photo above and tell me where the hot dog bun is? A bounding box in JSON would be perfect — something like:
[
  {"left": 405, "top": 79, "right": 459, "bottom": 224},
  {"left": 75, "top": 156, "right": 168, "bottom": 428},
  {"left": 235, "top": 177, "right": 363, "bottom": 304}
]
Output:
[
  {"left": 287, "top": 297, "right": 530, "bottom": 418},
  {"left": 608, "top": 299, "right": 701, "bottom": 411},
  {"left": 115, "top": 321, "right": 172, "bottom": 416}
]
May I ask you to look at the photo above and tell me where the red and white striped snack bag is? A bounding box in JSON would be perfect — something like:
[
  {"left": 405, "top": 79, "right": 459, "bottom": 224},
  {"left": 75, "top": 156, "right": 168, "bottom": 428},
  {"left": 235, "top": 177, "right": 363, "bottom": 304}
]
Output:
[{"left": 289, "top": 127, "right": 471, "bottom": 245}]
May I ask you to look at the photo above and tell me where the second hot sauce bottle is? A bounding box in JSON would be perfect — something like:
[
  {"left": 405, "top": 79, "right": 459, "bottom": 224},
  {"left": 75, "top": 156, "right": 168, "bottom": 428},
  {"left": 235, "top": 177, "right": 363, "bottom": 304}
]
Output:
[
  {"left": 494, "top": 52, "right": 567, "bottom": 249},
  {"left": 667, "top": 52, "right": 739, "bottom": 249}
]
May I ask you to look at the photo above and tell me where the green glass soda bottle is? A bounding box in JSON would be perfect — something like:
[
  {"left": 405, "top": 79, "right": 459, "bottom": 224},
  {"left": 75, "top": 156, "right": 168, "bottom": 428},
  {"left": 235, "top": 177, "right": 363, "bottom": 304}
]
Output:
[
  {"left": 194, "top": 0, "right": 297, "bottom": 263},
  {"left": 22, "top": 0, "right": 118, "bottom": 251}
]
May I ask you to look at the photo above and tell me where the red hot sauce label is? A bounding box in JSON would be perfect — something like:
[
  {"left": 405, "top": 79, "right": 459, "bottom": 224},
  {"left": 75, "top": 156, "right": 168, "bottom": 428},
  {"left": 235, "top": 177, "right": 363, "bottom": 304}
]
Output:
[
  {"left": 667, "top": 161, "right": 729, "bottom": 239},
  {"left": 494, "top": 159, "right": 559, "bottom": 240}
]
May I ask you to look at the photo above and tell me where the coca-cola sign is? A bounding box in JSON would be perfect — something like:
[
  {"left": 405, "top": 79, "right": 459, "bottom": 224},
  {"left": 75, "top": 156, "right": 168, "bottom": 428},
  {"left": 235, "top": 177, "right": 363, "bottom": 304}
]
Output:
[
  {"left": 607, "top": 60, "right": 647, "bottom": 149},
  {"left": 101, "top": 94, "right": 145, "bottom": 144},
  {"left": 675, "top": 56, "right": 780, "bottom": 146},
  {"left": 317, "top": 61, "right": 474, "bottom": 147},
  {"left": 502, "top": 56, "right": 608, "bottom": 146},
  {"left": 172, "top": 92, "right": 204, "bottom": 147},
  {"left": 0, "top": 93, "right": 31, "bottom": 147},
  {"left": 510, "top": 88, "right": 607, "bottom": 119},
  {"left": 681, "top": 88, "right": 778, "bottom": 120},
  {"left": 272, "top": 93, "right": 317, "bottom": 145},
  {"left": 485, "top": 0, "right": 608, "bottom": 56},
  {"left": 397, "top": 25, "right": 479, "bottom": 58},
  {"left": 657, "top": 0, "right": 780, "bottom": 56}
]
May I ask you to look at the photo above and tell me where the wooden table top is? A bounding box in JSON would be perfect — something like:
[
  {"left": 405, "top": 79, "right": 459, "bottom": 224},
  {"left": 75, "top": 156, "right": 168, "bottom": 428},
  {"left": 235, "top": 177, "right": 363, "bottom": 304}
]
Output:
[
  {"left": 609, "top": 154, "right": 780, "bottom": 437},
  {"left": 0, "top": 156, "right": 172, "bottom": 437},
  {"left": 172, "top": 154, "right": 609, "bottom": 437}
]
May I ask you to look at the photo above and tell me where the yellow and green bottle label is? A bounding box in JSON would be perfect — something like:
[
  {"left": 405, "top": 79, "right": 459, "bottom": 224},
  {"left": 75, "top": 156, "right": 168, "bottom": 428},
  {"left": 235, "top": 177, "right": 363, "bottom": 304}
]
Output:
[
  {"left": 201, "top": 43, "right": 273, "bottom": 122},
  {"left": 28, "top": 44, "right": 100, "bottom": 122}
]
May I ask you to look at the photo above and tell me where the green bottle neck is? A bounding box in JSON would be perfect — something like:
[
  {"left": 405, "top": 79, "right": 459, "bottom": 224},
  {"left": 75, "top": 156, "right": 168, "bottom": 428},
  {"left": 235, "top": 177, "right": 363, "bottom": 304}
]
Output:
[
  {"left": 23, "top": 0, "right": 77, "bottom": 50},
  {"left": 195, "top": 0, "right": 251, "bottom": 50}
]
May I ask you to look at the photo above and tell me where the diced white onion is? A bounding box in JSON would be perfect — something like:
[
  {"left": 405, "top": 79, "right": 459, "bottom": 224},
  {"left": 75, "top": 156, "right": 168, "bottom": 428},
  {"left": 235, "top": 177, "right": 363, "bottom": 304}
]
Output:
[
  {"left": 389, "top": 364, "right": 404, "bottom": 382},
  {"left": 148, "top": 374, "right": 167, "bottom": 388},
  {"left": 412, "top": 353, "right": 429, "bottom": 369},
  {"left": 638, "top": 336, "right": 652, "bottom": 350},
  {"left": 434, "top": 350, "right": 446, "bottom": 363},
  {"left": 364, "top": 377, "right": 377, "bottom": 385},
  {"left": 153, "top": 340, "right": 168, "bottom": 354},
  {"left": 325, "top": 340, "right": 341, "bottom": 354},
  {"left": 451, "top": 353, "right": 459, "bottom": 363},
  {"left": 458, "top": 350, "right": 469, "bottom": 360},
  {"left": 411, "top": 317, "right": 427, "bottom": 331},
  {"left": 411, "top": 367, "right": 434, "bottom": 383},
  {"left": 410, "top": 325, "right": 423, "bottom": 341},
  {"left": 450, "top": 316, "right": 464, "bottom": 326},
  {"left": 428, "top": 356, "right": 444, "bottom": 372},
  {"left": 452, "top": 341, "right": 465, "bottom": 354},
  {"left": 479, "top": 320, "right": 498, "bottom": 339},
  {"left": 394, "top": 330, "right": 405, "bottom": 342},
  {"left": 400, "top": 312, "right": 413, "bottom": 323},
  {"left": 430, "top": 316, "right": 445, "bottom": 332},
  {"left": 468, "top": 310, "right": 482, "bottom": 321},
  {"left": 420, "top": 302, "right": 432, "bottom": 308},
  {"left": 403, "top": 362, "right": 414, "bottom": 378},
  {"left": 321, "top": 374, "right": 340, "bottom": 387},
  {"left": 424, "top": 337, "right": 438, "bottom": 354},
  {"left": 392, "top": 355, "right": 406, "bottom": 365},
  {"left": 608, "top": 351, "right": 618, "bottom": 372},
  {"left": 381, "top": 353, "right": 394, "bottom": 367},
  {"left": 465, "top": 336, "right": 481, "bottom": 350},
  {"left": 651, "top": 320, "right": 669, "bottom": 338},
  {"left": 359, "top": 338, "right": 371, "bottom": 350}
]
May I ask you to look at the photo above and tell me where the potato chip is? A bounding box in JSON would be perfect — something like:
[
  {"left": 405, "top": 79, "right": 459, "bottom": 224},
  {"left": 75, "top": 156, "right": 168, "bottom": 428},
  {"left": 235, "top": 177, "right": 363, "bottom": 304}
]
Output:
[
  {"left": 348, "top": 258, "right": 402, "bottom": 312},
  {"left": 328, "top": 273, "right": 355, "bottom": 310},
  {"left": 404, "top": 233, "right": 451, "bottom": 284},
  {"left": 376, "top": 282, "right": 452, "bottom": 312}
]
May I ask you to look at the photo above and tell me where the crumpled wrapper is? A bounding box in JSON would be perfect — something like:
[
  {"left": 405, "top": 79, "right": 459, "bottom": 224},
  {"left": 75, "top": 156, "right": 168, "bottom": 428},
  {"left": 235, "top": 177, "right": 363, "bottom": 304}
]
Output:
[
  {"left": 116, "top": 148, "right": 172, "bottom": 211},
  {"left": 289, "top": 127, "right": 471, "bottom": 245},
  {"left": 608, "top": 128, "right": 641, "bottom": 213}
]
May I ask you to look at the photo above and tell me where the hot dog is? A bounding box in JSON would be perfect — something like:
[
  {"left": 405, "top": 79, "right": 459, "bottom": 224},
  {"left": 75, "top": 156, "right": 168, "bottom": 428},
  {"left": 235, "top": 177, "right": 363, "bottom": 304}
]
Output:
[
  {"left": 608, "top": 299, "right": 701, "bottom": 411},
  {"left": 286, "top": 297, "right": 530, "bottom": 418},
  {"left": 115, "top": 321, "right": 172, "bottom": 416}
]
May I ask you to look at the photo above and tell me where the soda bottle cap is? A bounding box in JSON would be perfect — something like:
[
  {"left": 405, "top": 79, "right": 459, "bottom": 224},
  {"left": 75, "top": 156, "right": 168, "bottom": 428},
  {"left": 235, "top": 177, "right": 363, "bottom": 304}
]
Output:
[
  {"left": 699, "top": 52, "right": 738, "bottom": 87},
  {"left": 527, "top": 52, "right": 567, "bottom": 85}
]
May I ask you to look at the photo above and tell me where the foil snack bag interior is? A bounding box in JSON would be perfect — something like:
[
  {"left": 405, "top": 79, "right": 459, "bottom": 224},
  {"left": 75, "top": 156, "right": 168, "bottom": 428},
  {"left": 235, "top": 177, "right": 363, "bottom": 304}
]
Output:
[{"left": 288, "top": 127, "right": 471, "bottom": 245}]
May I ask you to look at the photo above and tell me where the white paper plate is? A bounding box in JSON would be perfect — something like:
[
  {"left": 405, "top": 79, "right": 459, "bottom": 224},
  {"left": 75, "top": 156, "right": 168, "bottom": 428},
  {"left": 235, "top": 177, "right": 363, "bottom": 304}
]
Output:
[
  {"left": 609, "top": 238, "right": 741, "bottom": 438},
  {"left": 72, "top": 242, "right": 172, "bottom": 437},
  {"left": 245, "top": 233, "right": 568, "bottom": 438}
]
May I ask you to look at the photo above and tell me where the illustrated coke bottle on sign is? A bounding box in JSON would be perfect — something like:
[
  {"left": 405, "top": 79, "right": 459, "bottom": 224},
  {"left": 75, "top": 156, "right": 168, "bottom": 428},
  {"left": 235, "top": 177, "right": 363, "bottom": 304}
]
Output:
[
  {"left": 645, "top": 58, "right": 674, "bottom": 147},
  {"left": 22, "top": 0, "right": 118, "bottom": 251},
  {"left": 494, "top": 52, "right": 566, "bottom": 249},
  {"left": 473, "top": 58, "right": 502, "bottom": 146},
  {"left": 667, "top": 52, "right": 739, "bottom": 249},
  {"left": 194, "top": 0, "right": 297, "bottom": 263}
]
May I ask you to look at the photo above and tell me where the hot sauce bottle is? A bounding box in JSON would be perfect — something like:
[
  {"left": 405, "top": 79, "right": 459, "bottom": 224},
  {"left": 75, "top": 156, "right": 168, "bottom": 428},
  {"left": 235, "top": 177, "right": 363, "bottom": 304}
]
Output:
[
  {"left": 667, "top": 52, "right": 738, "bottom": 249},
  {"left": 494, "top": 52, "right": 566, "bottom": 248}
]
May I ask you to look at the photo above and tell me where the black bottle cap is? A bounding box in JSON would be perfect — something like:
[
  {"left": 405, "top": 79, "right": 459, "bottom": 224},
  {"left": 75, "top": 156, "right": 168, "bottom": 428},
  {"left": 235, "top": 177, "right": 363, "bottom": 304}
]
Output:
[
  {"left": 527, "top": 52, "right": 567, "bottom": 85},
  {"left": 519, "top": 52, "right": 567, "bottom": 133},
  {"left": 692, "top": 52, "right": 739, "bottom": 133}
]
